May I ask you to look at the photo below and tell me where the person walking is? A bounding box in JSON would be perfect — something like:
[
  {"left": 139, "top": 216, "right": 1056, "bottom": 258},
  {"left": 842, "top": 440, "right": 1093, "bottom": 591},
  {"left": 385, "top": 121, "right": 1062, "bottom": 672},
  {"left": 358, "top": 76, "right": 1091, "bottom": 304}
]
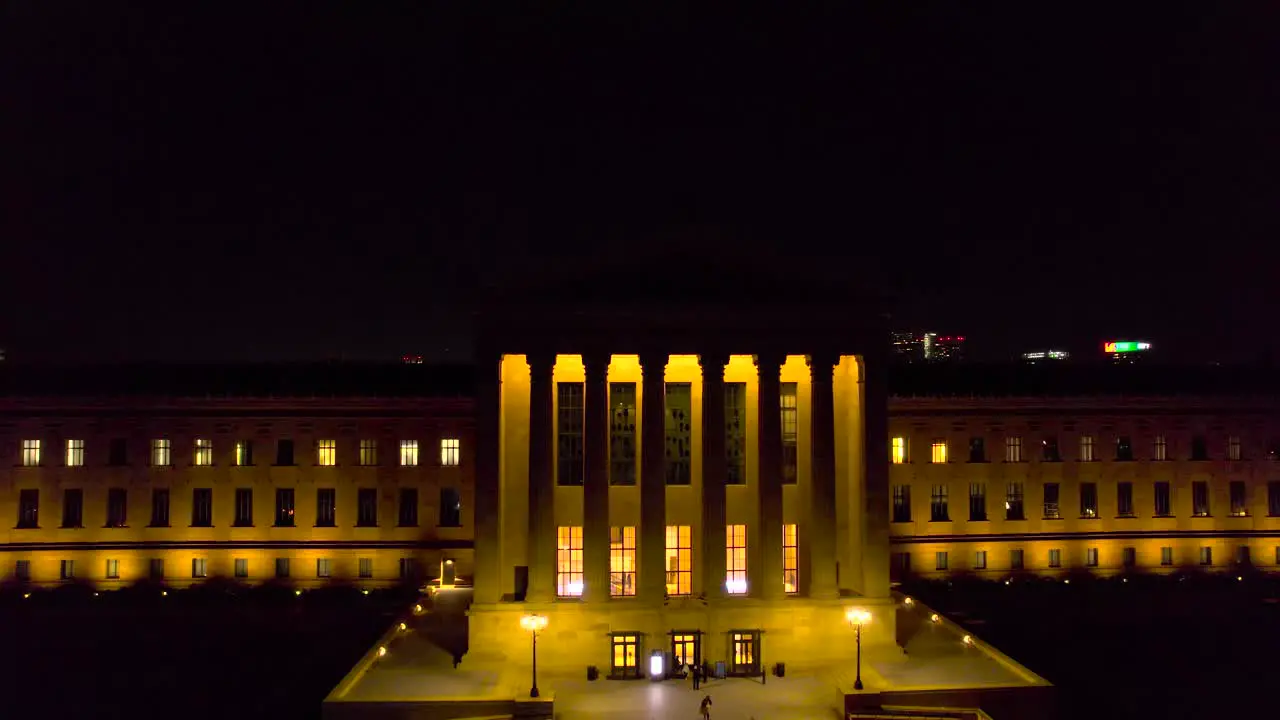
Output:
[
  {"left": 692, "top": 662, "right": 701, "bottom": 690},
  {"left": 699, "top": 694, "right": 713, "bottom": 719}
]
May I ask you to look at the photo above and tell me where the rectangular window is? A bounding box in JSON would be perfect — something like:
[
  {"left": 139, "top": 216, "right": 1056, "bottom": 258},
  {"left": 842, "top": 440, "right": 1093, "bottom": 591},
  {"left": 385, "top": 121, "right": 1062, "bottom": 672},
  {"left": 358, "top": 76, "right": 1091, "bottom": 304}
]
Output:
[
  {"left": 892, "top": 485, "right": 911, "bottom": 523},
  {"left": 316, "top": 440, "right": 337, "bottom": 467},
  {"left": 1153, "top": 435, "right": 1168, "bottom": 461},
  {"left": 235, "top": 558, "right": 248, "bottom": 578},
  {"left": 194, "top": 438, "right": 213, "bottom": 466},
  {"left": 1117, "top": 482, "right": 1134, "bottom": 517},
  {"left": 440, "top": 437, "right": 460, "bottom": 467},
  {"left": 359, "top": 439, "right": 378, "bottom": 466},
  {"left": 151, "top": 439, "right": 171, "bottom": 467},
  {"left": 275, "top": 488, "right": 295, "bottom": 527},
  {"left": 358, "top": 557, "right": 373, "bottom": 579},
  {"left": 66, "top": 439, "right": 85, "bottom": 467},
  {"left": 891, "top": 437, "right": 908, "bottom": 464},
  {"left": 1010, "top": 548, "right": 1024, "bottom": 570},
  {"left": 1006, "top": 483, "right": 1025, "bottom": 520},
  {"left": 399, "top": 558, "right": 418, "bottom": 580},
  {"left": 400, "top": 440, "right": 419, "bottom": 467},
  {"left": 16, "top": 559, "right": 31, "bottom": 581},
  {"left": 21, "top": 439, "right": 41, "bottom": 467},
  {"left": 725, "top": 382, "right": 748, "bottom": 486},
  {"left": 317, "top": 558, "right": 331, "bottom": 578},
  {"left": 106, "top": 559, "right": 119, "bottom": 579},
  {"left": 61, "top": 560, "right": 75, "bottom": 580},
  {"left": 968, "top": 437, "right": 986, "bottom": 463},
  {"left": 1079, "top": 435, "right": 1095, "bottom": 462},
  {"left": 1123, "top": 547, "right": 1137, "bottom": 567},
  {"left": 234, "top": 488, "right": 253, "bottom": 527},
  {"left": 783, "top": 523, "right": 798, "bottom": 594},
  {"left": 275, "top": 558, "right": 290, "bottom": 579},
  {"left": 275, "top": 439, "right": 294, "bottom": 466},
  {"left": 150, "top": 489, "right": 170, "bottom": 527},
  {"left": 1270, "top": 482, "right": 1280, "bottom": 517},
  {"left": 1191, "top": 436, "right": 1208, "bottom": 461},
  {"left": 1155, "top": 481, "right": 1172, "bottom": 516},
  {"left": 557, "top": 382, "right": 585, "bottom": 486},
  {"left": 192, "top": 558, "right": 207, "bottom": 578},
  {"left": 726, "top": 524, "right": 747, "bottom": 594},
  {"left": 665, "top": 383, "right": 692, "bottom": 485},
  {"left": 1048, "top": 549, "right": 1061, "bottom": 568},
  {"left": 935, "top": 551, "right": 949, "bottom": 571},
  {"left": 1160, "top": 547, "right": 1173, "bottom": 566},
  {"left": 1080, "top": 482, "right": 1098, "bottom": 518},
  {"left": 1192, "top": 481, "right": 1210, "bottom": 516},
  {"left": 149, "top": 558, "right": 164, "bottom": 580},
  {"left": 1230, "top": 481, "right": 1247, "bottom": 516},
  {"left": 931, "top": 439, "right": 948, "bottom": 464},
  {"left": 235, "top": 440, "right": 253, "bottom": 466},
  {"left": 357, "top": 488, "right": 378, "bottom": 527},
  {"left": 665, "top": 525, "right": 692, "bottom": 596},
  {"left": 609, "top": 383, "right": 637, "bottom": 486},
  {"left": 969, "top": 483, "right": 987, "bottom": 521},
  {"left": 108, "top": 438, "right": 128, "bottom": 466},
  {"left": 17, "top": 489, "right": 39, "bottom": 528},
  {"left": 191, "top": 488, "right": 212, "bottom": 527},
  {"left": 1042, "top": 482, "right": 1060, "bottom": 519},
  {"left": 610, "top": 526, "right": 636, "bottom": 597},
  {"left": 398, "top": 488, "right": 418, "bottom": 527},
  {"left": 611, "top": 634, "right": 640, "bottom": 678},
  {"left": 1237, "top": 545, "right": 1251, "bottom": 565},
  {"left": 106, "top": 488, "right": 127, "bottom": 527},
  {"left": 1004, "top": 437, "right": 1023, "bottom": 463},
  {"left": 780, "top": 382, "right": 798, "bottom": 484},
  {"left": 930, "top": 484, "right": 949, "bottom": 522},
  {"left": 439, "top": 487, "right": 462, "bottom": 527},
  {"left": 1116, "top": 436, "right": 1133, "bottom": 461},
  {"left": 974, "top": 550, "right": 987, "bottom": 570},
  {"left": 1086, "top": 547, "right": 1099, "bottom": 567},
  {"left": 1199, "top": 546, "right": 1212, "bottom": 566},
  {"left": 556, "top": 525, "right": 584, "bottom": 597},
  {"left": 61, "top": 489, "right": 83, "bottom": 528},
  {"left": 1042, "top": 436, "right": 1061, "bottom": 462},
  {"left": 316, "top": 488, "right": 336, "bottom": 526}
]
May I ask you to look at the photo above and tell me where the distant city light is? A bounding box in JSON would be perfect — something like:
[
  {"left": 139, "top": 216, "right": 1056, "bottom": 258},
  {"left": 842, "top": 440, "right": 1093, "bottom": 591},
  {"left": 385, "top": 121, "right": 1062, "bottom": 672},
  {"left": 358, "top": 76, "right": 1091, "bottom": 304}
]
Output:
[
  {"left": 402, "top": 354, "right": 424, "bottom": 364},
  {"left": 1022, "top": 350, "right": 1070, "bottom": 361},
  {"left": 1104, "top": 341, "right": 1151, "bottom": 354}
]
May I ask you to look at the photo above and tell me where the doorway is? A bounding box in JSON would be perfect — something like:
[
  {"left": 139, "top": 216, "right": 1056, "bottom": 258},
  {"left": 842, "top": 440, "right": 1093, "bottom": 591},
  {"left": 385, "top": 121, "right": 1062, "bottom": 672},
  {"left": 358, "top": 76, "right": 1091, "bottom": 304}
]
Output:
[{"left": 671, "top": 631, "right": 701, "bottom": 672}]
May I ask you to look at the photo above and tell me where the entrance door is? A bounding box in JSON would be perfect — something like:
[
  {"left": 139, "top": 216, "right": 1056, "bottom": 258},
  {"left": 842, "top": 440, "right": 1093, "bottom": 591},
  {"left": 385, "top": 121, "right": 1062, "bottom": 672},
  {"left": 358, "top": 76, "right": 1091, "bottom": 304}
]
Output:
[
  {"left": 611, "top": 634, "right": 641, "bottom": 679},
  {"left": 730, "top": 631, "right": 760, "bottom": 675},
  {"left": 671, "top": 633, "right": 699, "bottom": 670}
]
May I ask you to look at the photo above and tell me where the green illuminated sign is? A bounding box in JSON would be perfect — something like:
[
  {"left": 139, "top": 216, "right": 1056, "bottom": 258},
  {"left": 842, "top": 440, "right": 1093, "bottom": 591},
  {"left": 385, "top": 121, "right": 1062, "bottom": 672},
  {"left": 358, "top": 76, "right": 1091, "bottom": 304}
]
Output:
[{"left": 1103, "top": 341, "right": 1151, "bottom": 353}]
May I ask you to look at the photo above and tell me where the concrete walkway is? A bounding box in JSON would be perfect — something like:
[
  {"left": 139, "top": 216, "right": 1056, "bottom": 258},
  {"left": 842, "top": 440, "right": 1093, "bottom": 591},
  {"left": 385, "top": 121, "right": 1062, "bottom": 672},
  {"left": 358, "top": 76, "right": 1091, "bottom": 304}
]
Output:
[{"left": 548, "top": 673, "right": 844, "bottom": 720}]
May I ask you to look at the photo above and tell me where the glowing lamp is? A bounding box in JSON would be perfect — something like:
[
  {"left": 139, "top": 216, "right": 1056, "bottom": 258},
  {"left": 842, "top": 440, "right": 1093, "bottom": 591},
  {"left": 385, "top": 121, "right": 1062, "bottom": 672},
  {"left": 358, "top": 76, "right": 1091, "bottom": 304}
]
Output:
[
  {"left": 963, "top": 635, "right": 974, "bottom": 646},
  {"left": 398, "top": 622, "right": 407, "bottom": 631},
  {"left": 362, "top": 589, "right": 370, "bottom": 595},
  {"left": 1238, "top": 576, "right": 1244, "bottom": 582},
  {"left": 846, "top": 607, "right": 872, "bottom": 690},
  {"left": 414, "top": 604, "right": 423, "bottom": 613},
  {"left": 295, "top": 589, "right": 303, "bottom": 596},
  {"left": 930, "top": 613, "right": 941, "bottom": 623},
  {"left": 566, "top": 581, "right": 584, "bottom": 596},
  {"left": 648, "top": 651, "right": 665, "bottom": 679},
  {"left": 161, "top": 591, "right": 168, "bottom": 597},
  {"left": 377, "top": 646, "right": 387, "bottom": 657},
  {"left": 445, "top": 559, "right": 454, "bottom": 565},
  {"left": 1064, "top": 579, "right": 1070, "bottom": 584},
  {"left": 23, "top": 593, "right": 30, "bottom": 599},
  {"left": 725, "top": 578, "right": 748, "bottom": 595},
  {"left": 845, "top": 608, "right": 872, "bottom": 626},
  {"left": 520, "top": 614, "right": 548, "bottom": 633},
  {"left": 903, "top": 596, "right": 914, "bottom": 606}
]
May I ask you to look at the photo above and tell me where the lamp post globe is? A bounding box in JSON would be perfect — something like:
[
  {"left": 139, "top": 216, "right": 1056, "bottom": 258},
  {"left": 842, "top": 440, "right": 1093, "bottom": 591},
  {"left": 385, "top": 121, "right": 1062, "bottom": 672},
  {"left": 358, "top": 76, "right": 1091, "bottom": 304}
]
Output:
[
  {"left": 520, "top": 614, "right": 548, "bottom": 698},
  {"left": 845, "top": 608, "right": 872, "bottom": 691}
]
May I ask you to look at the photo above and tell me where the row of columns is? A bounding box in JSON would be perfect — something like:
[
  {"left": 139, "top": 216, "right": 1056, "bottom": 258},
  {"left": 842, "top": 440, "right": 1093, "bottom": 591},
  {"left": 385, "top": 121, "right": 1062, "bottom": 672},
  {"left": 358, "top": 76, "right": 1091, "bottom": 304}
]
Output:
[{"left": 523, "top": 352, "right": 842, "bottom": 604}]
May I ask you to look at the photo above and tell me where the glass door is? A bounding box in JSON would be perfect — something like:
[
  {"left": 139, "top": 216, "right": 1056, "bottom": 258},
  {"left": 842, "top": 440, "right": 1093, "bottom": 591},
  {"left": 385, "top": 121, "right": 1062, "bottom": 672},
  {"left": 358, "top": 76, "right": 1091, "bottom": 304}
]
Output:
[{"left": 671, "top": 633, "right": 699, "bottom": 671}]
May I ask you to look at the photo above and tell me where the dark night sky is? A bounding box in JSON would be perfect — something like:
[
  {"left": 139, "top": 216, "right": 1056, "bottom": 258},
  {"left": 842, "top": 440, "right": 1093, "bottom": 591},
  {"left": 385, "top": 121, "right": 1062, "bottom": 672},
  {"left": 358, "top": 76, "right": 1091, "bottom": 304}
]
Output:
[{"left": 4, "top": 3, "right": 1278, "bottom": 364}]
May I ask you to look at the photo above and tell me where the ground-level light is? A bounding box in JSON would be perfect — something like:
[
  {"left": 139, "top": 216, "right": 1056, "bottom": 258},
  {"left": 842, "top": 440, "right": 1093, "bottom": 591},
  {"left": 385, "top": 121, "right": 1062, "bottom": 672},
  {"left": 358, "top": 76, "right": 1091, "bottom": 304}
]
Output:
[
  {"left": 930, "top": 613, "right": 941, "bottom": 623},
  {"left": 648, "top": 651, "right": 665, "bottom": 680},
  {"left": 377, "top": 646, "right": 387, "bottom": 658},
  {"left": 963, "top": 635, "right": 974, "bottom": 646}
]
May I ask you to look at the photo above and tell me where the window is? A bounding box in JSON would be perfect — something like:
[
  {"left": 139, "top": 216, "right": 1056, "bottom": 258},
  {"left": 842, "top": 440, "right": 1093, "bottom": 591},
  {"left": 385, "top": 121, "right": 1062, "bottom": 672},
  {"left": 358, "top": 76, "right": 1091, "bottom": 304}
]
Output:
[
  {"left": 892, "top": 485, "right": 911, "bottom": 522},
  {"left": 15, "top": 560, "right": 30, "bottom": 581},
  {"left": 969, "top": 483, "right": 987, "bottom": 521},
  {"left": 62, "top": 489, "right": 83, "bottom": 528},
  {"left": 275, "top": 558, "right": 291, "bottom": 579},
  {"left": 108, "top": 438, "right": 128, "bottom": 466},
  {"left": 1042, "top": 436, "right": 1061, "bottom": 462},
  {"left": 106, "top": 559, "right": 119, "bottom": 579},
  {"left": 665, "top": 525, "right": 692, "bottom": 596},
  {"left": 611, "top": 634, "right": 641, "bottom": 679},
  {"left": 440, "top": 437, "right": 460, "bottom": 467},
  {"left": 317, "top": 558, "right": 331, "bottom": 578},
  {"left": 151, "top": 439, "right": 171, "bottom": 467},
  {"left": 1192, "top": 481, "right": 1210, "bottom": 516},
  {"left": 1043, "top": 482, "right": 1060, "bottom": 519},
  {"left": 556, "top": 526, "right": 584, "bottom": 597},
  {"left": 891, "top": 437, "right": 908, "bottom": 464},
  {"left": 1269, "top": 482, "right": 1280, "bottom": 517},
  {"left": 1154, "top": 482, "right": 1172, "bottom": 516},
  {"left": 106, "top": 488, "right": 127, "bottom": 527},
  {"left": 275, "top": 439, "right": 294, "bottom": 466},
  {"left": 930, "top": 484, "right": 949, "bottom": 522},
  {"left": 357, "top": 488, "right": 378, "bottom": 527},
  {"left": 398, "top": 488, "right": 418, "bottom": 527},
  {"left": 149, "top": 558, "right": 164, "bottom": 580},
  {"left": 610, "top": 526, "right": 636, "bottom": 597},
  {"left": 726, "top": 524, "right": 747, "bottom": 594},
  {"left": 150, "top": 489, "right": 170, "bottom": 527},
  {"left": 974, "top": 550, "right": 987, "bottom": 570},
  {"left": 359, "top": 439, "right": 378, "bottom": 466},
  {"left": 398, "top": 558, "right": 418, "bottom": 581},
  {"left": 1004, "top": 437, "right": 1023, "bottom": 463},
  {"left": 1161, "top": 547, "right": 1173, "bottom": 566},
  {"left": 1079, "top": 435, "right": 1095, "bottom": 462},
  {"left": 1010, "top": 548, "right": 1024, "bottom": 570},
  {"left": 194, "top": 438, "right": 213, "bottom": 466},
  {"left": 192, "top": 558, "right": 207, "bottom": 578},
  {"left": 439, "top": 487, "right": 462, "bottom": 527},
  {"left": 1153, "top": 435, "right": 1167, "bottom": 461},
  {"left": 191, "top": 488, "right": 212, "bottom": 527},
  {"left": 1116, "top": 436, "right": 1133, "bottom": 461},
  {"left": 1191, "top": 436, "right": 1208, "bottom": 461},
  {"left": 1230, "top": 481, "right": 1247, "bottom": 516},
  {"left": 66, "top": 439, "right": 85, "bottom": 467},
  {"left": 1117, "top": 482, "right": 1134, "bottom": 517},
  {"left": 1005, "top": 483, "right": 1025, "bottom": 520},
  {"left": 935, "top": 551, "right": 949, "bottom": 571},
  {"left": 400, "top": 440, "right": 419, "bottom": 467},
  {"left": 781, "top": 383, "right": 798, "bottom": 484},
  {"left": 17, "top": 489, "right": 39, "bottom": 528},
  {"left": 968, "top": 437, "right": 986, "bottom": 463},
  {"left": 235, "top": 440, "right": 253, "bottom": 466},
  {"left": 1080, "top": 483, "right": 1098, "bottom": 518},
  {"left": 1086, "top": 547, "right": 1098, "bottom": 567},
  {"left": 21, "top": 439, "right": 41, "bottom": 467},
  {"left": 1048, "top": 549, "right": 1061, "bottom": 568},
  {"left": 609, "top": 383, "right": 637, "bottom": 485},
  {"left": 61, "top": 560, "right": 75, "bottom": 580},
  {"left": 1123, "top": 547, "right": 1137, "bottom": 567},
  {"left": 358, "top": 557, "right": 373, "bottom": 579},
  {"left": 557, "top": 382, "right": 585, "bottom": 485},
  {"left": 931, "top": 439, "right": 948, "bottom": 464},
  {"left": 665, "top": 383, "right": 692, "bottom": 485},
  {"left": 783, "top": 523, "right": 798, "bottom": 594},
  {"left": 234, "top": 488, "right": 253, "bottom": 527},
  {"left": 891, "top": 552, "right": 912, "bottom": 578},
  {"left": 275, "top": 488, "right": 296, "bottom": 527},
  {"left": 316, "top": 488, "right": 336, "bottom": 527},
  {"left": 730, "top": 631, "right": 759, "bottom": 675},
  {"left": 235, "top": 558, "right": 248, "bottom": 578},
  {"left": 1228, "top": 436, "right": 1242, "bottom": 461},
  {"left": 317, "top": 440, "right": 337, "bottom": 467},
  {"left": 1199, "top": 546, "right": 1212, "bottom": 566}
]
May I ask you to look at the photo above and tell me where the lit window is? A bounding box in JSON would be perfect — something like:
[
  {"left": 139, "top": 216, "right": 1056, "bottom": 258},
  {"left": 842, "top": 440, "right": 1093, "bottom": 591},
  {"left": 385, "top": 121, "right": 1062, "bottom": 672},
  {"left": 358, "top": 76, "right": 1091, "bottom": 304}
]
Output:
[
  {"left": 1004, "top": 437, "right": 1023, "bottom": 463},
  {"left": 930, "top": 439, "right": 947, "bottom": 464},
  {"left": 21, "top": 440, "right": 41, "bottom": 467},
  {"left": 1086, "top": 547, "right": 1098, "bottom": 567},
  {"left": 783, "top": 524, "right": 798, "bottom": 594},
  {"left": 440, "top": 437, "right": 460, "bottom": 467},
  {"left": 61, "top": 559, "right": 75, "bottom": 580},
  {"left": 65, "top": 439, "right": 84, "bottom": 467},
  {"left": 235, "top": 558, "right": 248, "bottom": 578},
  {"left": 1192, "top": 481, "right": 1210, "bottom": 517},
  {"left": 1080, "top": 483, "right": 1098, "bottom": 518},
  {"left": 1079, "top": 435, "right": 1095, "bottom": 462},
  {"left": 1153, "top": 435, "right": 1167, "bottom": 461},
  {"left": 194, "top": 438, "right": 213, "bottom": 467},
  {"left": 151, "top": 439, "right": 171, "bottom": 467},
  {"left": 1160, "top": 547, "right": 1173, "bottom": 566},
  {"left": 726, "top": 524, "right": 747, "bottom": 594},
  {"left": 400, "top": 440, "right": 419, "bottom": 467},
  {"left": 359, "top": 439, "right": 378, "bottom": 467},
  {"left": 974, "top": 550, "right": 987, "bottom": 570},
  {"left": 781, "top": 383, "right": 798, "bottom": 484},
  {"left": 317, "top": 440, "right": 337, "bottom": 466},
  {"left": 317, "top": 558, "right": 331, "bottom": 578},
  {"left": 192, "top": 558, "right": 207, "bottom": 578},
  {"left": 891, "top": 437, "right": 907, "bottom": 464},
  {"left": 235, "top": 440, "right": 253, "bottom": 466},
  {"left": 556, "top": 526, "right": 584, "bottom": 597},
  {"left": 106, "top": 559, "right": 119, "bottom": 579},
  {"left": 665, "top": 525, "right": 692, "bottom": 596},
  {"left": 1228, "top": 436, "right": 1242, "bottom": 461},
  {"left": 1048, "top": 549, "right": 1061, "bottom": 568},
  {"left": 935, "top": 551, "right": 948, "bottom": 571},
  {"left": 611, "top": 634, "right": 640, "bottom": 678},
  {"left": 610, "top": 526, "right": 636, "bottom": 597},
  {"left": 1230, "top": 481, "right": 1247, "bottom": 517}
]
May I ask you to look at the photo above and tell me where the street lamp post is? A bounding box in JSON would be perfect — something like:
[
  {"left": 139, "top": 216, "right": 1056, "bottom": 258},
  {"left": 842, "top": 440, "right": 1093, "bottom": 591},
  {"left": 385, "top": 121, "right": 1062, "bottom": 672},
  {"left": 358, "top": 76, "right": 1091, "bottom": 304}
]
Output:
[
  {"left": 520, "top": 614, "right": 548, "bottom": 698},
  {"left": 845, "top": 608, "right": 872, "bottom": 691}
]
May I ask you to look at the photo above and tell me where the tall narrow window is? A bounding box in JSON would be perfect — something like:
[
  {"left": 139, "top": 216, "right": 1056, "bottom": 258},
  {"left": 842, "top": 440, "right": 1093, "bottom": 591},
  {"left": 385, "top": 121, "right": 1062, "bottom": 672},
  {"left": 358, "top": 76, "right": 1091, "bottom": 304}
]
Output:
[
  {"left": 439, "top": 487, "right": 462, "bottom": 527},
  {"left": 892, "top": 485, "right": 911, "bottom": 522},
  {"left": 665, "top": 525, "right": 692, "bottom": 596},
  {"left": 21, "top": 439, "right": 41, "bottom": 467},
  {"left": 610, "top": 526, "right": 636, "bottom": 597},
  {"left": 400, "top": 440, "right": 419, "bottom": 467},
  {"left": 1154, "top": 481, "right": 1172, "bottom": 516},
  {"left": 891, "top": 437, "right": 908, "bottom": 464},
  {"left": 151, "top": 439, "right": 171, "bottom": 467},
  {"left": 235, "top": 440, "right": 253, "bottom": 466},
  {"left": 192, "top": 558, "right": 207, "bottom": 578},
  {"left": 194, "top": 438, "right": 213, "bottom": 466},
  {"left": 1086, "top": 547, "right": 1099, "bottom": 567},
  {"left": 61, "top": 560, "right": 75, "bottom": 580},
  {"left": 931, "top": 439, "right": 948, "bottom": 464},
  {"left": 357, "top": 488, "right": 378, "bottom": 526},
  {"left": 274, "top": 488, "right": 295, "bottom": 527},
  {"left": 1043, "top": 483, "right": 1060, "bottom": 519},
  {"left": 1080, "top": 482, "right": 1098, "bottom": 518},
  {"left": 317, "top": 558, "right": 331, "bottom": 578},
  {"left": 105, "top": 488, "right": 127, "bottom": 527},
  {"left": 65, "top": 439, "right": 85, "bottom": 467},
  {"left": 665, "top": 383, "right": 692, "bottom": 485},
  {"left": 1191, "top": 436, "right": 1208, "bottom": 461},
  {"left": 234, "top": 488, "right": 253, "bottom": 526},
  {"left": 724, "top": 383, "right": 747, "bottom": 485},
  {"left": 1079, "top": 435, "right": 1095, "bottom": 462},
  {"left": 1199, "top": 546, "right": 1212, "bottom": 566},
  {"left": 1161, "top": 547, "right": 1173, "bottom": 566},
  {"left": 1010, "top": 548, "right": 1024, "bottom": 570},
  {"left": 1048, "top": 549, "right": 1061, "bottom": 568},
  {"left": 780, "top": 382, "right": 798, "bottom": 484},
  {"left": 108, "top": 438, "right": 128, "bottom": 466},
  {"left": 1042, "top": 436, "right": 1061, "bottom": 462},
  {"left": 440, "top": 437, "right": 460, "bottom": 466},
  {"left": 935, "top": 551, "right": 949, "bottom": 571},
  {"left": 358, "top": 558, "right": 373, "bottom": 579},
  {"left": 106, "top": 559, "right": 119, "bottom": 579},
  {"left": 359, "top": 439, "right": 378, "bottom": 466},
  {"left": 316, "top": 440, "right": 337, "bottom": 466},
  {"left": 235, "top": 558, "right": 249, "bottom": 578},
  {"left": 557, "top": 382, "right": 585, "bottom": 486},
  {"left": 725, "top": 524, "right": 747, "bottom": 594},
  {"left": 1230, "top": 481, "right": 1247, "bottom": 516},
  {"left": 1153, "top": 435, "right": 1168, "bottom": 461},
  {"left": 968, "top": 437, "right": 986, "bottom": 462},
  {"left": 1117, "top": 482, "right": 1134, "bottom": 517},
  {"left": 275, "top": 439, "right": 294, "bottom": 466},
  {"left": 1116, "top": 436, "right": 1133, "bottom": 461},
  {"left": 1192, "top": 481, "right": 1210, "bottom": 516},
  {"left": 150, "top": 489, "right": 170, "bottom": 527},
  {"left": 556, "top": 526, "right": 584, "bottom": 597},
  {"left": 1005, "top": 483, "right": 1025, "bottom": 520},
  {"left": 1123, "top": 547, "right": 1137, "bottom": 567},
  {"left": 974, "top": 550, "right": 987, "bottom": 570},
  {"left": 1269, "top": 481, "right": 1280, "bottom": 517},
  {"left": 930, "top": 484, "right": 949, "bottom": 522},
  {"left": 316, "top": 488, "right": 336, "bottom": 527},
  {"left": 609, "top": 383, "right": 637, "bottom": 486},
  {"left": 1228, "top": 436, "right": 1242, "bottom": 461},
  {"left": 61, "top": 489, "right": 83, "bottom": 528},
  {"left": 191, "top": 488, "right": 212, "bottom": 527},
  {"left": 1004, "top": 437, "right": 1023, "bottom": 463},
  {"left": 969, "top": 483, "right": 987, "bottom": 521},
  {"left": 783, "top": 523, "right": 798, "bottom": 594},
  {"left": 275, "top": 558, "right": 291, "bottom": 578},
  {"left": 398, "top": 488, "right": 418, "bottom": 526}
]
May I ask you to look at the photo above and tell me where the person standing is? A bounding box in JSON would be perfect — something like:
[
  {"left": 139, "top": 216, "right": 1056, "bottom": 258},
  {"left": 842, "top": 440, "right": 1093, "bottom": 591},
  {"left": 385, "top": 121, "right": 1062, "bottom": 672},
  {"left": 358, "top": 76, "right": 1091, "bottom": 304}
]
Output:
[{"left": 692, "top": 662, "right": 700, "bottom": 690}]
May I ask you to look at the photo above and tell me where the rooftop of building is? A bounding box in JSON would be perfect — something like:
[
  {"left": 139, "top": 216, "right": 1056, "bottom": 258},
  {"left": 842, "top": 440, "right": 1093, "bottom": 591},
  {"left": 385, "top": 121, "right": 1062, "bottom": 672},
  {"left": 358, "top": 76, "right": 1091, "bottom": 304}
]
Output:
[{"left": 888, "top": 363, "right": 1280, "bottom": 398}]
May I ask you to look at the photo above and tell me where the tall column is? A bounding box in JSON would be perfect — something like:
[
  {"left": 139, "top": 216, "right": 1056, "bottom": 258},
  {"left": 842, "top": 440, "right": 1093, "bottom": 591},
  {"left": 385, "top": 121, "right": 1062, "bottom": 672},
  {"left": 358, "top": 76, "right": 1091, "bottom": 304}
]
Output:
[
  {"left": 700, "top": 353, "right": 729, "bottom": 600},
  {"left": 807, "top": 352, "right": 839, "bottom": 599},
  {"left": 639, "top": 352, "right": 668, "bottom": 603},
  {"left": 526, "top": 353, "right": 557, "bottom": 603},
  {"left": 473, "top": 350, "right": 503, "bottom": 604},
  {"left": 861, "top": 350, "right": 892, "bottom": 597},
  {"left": 755, "top": 353, "right": 785, "bottom": 601},
  {"left": 582, "top": 353, "right": 611, "bottom": 603}
]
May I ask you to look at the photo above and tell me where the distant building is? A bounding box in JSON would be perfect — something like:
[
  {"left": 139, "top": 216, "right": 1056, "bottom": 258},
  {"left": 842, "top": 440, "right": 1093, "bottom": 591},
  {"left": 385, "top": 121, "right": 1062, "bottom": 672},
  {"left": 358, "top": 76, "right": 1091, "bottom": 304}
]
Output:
[
  {"left": 892, "top": 332, "right": 966, "bottom": 364},
  {"left": 402, "top": 354, "right": 425, "bottom": 365},
  {"left": 1021, "top": 350, "right": 1070, "bottom": 364}
]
